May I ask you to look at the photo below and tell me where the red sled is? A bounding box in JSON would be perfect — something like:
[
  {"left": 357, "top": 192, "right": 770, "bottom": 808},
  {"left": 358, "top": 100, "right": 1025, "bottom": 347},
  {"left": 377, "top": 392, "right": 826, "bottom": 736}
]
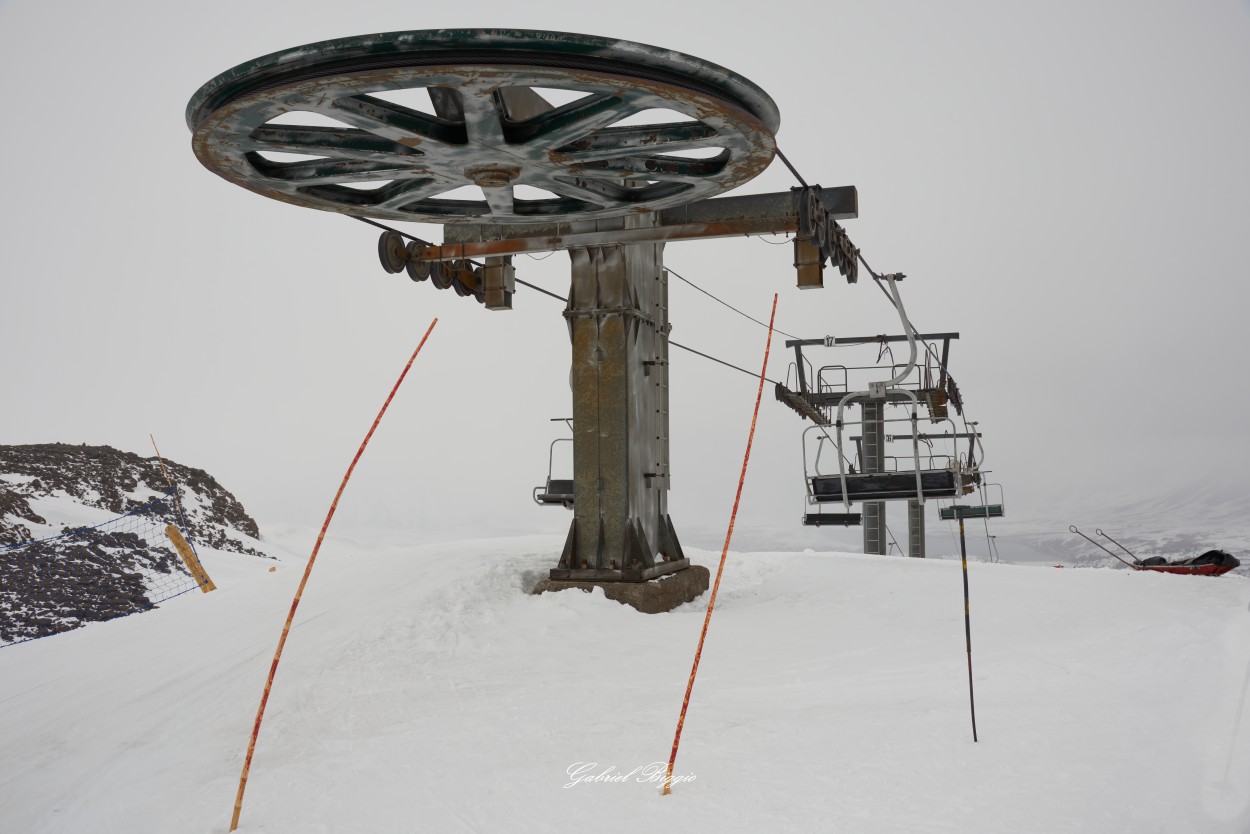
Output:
[
  {"left": 1131, "top": 551, "right": 1239, "bottom": 576},
  {"left": 1069, "top": 526, "right": 1240, "bottom": 576}
]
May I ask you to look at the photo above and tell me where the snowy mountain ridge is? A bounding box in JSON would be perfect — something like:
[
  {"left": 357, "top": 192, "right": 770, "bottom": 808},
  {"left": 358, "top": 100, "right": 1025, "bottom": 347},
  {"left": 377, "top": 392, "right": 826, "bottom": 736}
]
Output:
[
  {"left": 0, "top": 443, "right": 264, "bottom": 555},
  {"left": 992, "top": 475, "right": 1250, "bottom": 569},
  {"left": 0, "top": 443, "right": 269, "bottom": 645}
]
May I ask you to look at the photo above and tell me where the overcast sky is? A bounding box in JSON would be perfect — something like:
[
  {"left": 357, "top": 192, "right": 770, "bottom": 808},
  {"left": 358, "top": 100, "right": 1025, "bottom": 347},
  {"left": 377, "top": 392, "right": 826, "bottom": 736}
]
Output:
[{"left": 2, "top": 0, "right": 1247, "bottom": 552}]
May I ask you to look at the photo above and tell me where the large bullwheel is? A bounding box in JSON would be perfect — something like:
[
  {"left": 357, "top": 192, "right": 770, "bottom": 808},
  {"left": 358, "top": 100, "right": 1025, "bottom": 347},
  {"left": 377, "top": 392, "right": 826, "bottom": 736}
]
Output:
[{"left": 186, "top": 29, "right": 779, "bottom": 224}]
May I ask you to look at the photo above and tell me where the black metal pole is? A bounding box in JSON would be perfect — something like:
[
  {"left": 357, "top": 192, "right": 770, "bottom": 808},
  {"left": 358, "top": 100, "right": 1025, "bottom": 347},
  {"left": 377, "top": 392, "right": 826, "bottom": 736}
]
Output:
[{"left": 958, "top": 512, "right": 979, "bottom": 742}]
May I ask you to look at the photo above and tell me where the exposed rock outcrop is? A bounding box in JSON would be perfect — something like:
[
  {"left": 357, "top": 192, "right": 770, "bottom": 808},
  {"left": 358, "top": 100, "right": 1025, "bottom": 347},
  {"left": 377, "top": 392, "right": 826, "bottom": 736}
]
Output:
[
  {"left": 0, "top": 443, "right": 262, "bottom": 554},
  {"left": 0, "top": 443, "right": 266, "bottom": 645}
]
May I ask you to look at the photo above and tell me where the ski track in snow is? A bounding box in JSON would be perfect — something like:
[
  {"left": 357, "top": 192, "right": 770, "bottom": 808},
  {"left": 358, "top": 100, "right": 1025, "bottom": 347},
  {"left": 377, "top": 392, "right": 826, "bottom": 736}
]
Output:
[{"left": 2, "top": 532, "right": 1250, "bottom": 833}]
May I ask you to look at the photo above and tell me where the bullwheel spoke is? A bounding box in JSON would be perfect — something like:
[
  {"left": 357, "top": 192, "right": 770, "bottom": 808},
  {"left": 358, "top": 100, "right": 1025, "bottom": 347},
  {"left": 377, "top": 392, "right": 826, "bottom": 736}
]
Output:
[
  {"left": 575, "top": 151, "right": 730, "bottom": 181},
  {"left": 328, "top": 95, "right": 467, "bottom": 146},
  {"left": 542, "top": 175, "right": 692, "bottom": 209},
  {"left": 508, "top": 94, "right": 638, "bottom": 150},
  {"left": 481, "top": 184, "right": 516, "bottom": 216},
  {"left": 458, "top": 80, "right": 509, "bottom": 149},
  {"left": 246, "top": 156, "right": 429, "bottom": 185},
  {"left": 376, "top": 177, "right": 456, "bottom": 209},
  {"left": 554, "top": 122, "right": 721, "bottom": 162},
  {"left": 242, "top": 126, "right": 424, "bottom": 166}
]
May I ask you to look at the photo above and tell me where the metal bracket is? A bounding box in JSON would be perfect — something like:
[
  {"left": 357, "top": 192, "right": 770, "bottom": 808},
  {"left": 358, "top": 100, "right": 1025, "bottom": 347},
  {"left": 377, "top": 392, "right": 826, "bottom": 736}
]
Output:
[
  {"left": 481, "top": 255, "right": 515, "bottom": 311},
  {"left": 793, "top": 237, "right": 825, "bottom": 290},
  {"left": 563, "top": 307, "right": 660, "bottom": 329}
]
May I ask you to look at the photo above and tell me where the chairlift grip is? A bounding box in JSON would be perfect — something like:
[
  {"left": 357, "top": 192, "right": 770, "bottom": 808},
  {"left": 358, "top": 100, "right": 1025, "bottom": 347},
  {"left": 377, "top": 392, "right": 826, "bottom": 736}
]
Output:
[
  {"left": 833, "top": 279, "right": 918, "bottom": 506},
  {"left": 872, "top": 274, "right": 919, "bottom": 392}
]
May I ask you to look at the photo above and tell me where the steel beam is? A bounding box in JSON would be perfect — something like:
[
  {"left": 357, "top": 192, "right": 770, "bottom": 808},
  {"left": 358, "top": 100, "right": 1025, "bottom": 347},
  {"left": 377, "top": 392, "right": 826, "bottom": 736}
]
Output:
[
  {"left": 908, "top": 499, "right": 925, "bottom": 558},
  {"left": 413, "top": 186, "right": 858, "bottom": 261},
  {"left": 830, "top": 332, "right": 959, "bottom": 345},
  {"left": 862, "top": 398, "right": 887, "bottom": 556}
]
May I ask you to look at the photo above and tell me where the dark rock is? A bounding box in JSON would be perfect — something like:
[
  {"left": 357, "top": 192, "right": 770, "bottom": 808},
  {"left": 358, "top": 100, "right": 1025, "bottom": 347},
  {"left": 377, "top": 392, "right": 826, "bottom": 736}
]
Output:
[
  {"left": 0, "top": 443, "right": 268, "bottom": 645},
  {"left": 0, "top": 443, "right": 263, "bottom": 555}
]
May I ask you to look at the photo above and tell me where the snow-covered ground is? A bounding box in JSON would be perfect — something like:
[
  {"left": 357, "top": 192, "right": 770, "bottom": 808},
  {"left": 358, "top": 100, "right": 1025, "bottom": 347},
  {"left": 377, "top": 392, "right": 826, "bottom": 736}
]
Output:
[{"left": 2, "top": 529, "right": 1249, "bottom": 833}]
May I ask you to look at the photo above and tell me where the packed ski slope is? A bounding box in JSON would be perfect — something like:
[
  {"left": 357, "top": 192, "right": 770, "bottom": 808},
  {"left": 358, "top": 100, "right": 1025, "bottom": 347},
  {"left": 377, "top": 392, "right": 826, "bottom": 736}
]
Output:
[{"left": 2, "top": 530, "right": 1249, "bottom": 833}]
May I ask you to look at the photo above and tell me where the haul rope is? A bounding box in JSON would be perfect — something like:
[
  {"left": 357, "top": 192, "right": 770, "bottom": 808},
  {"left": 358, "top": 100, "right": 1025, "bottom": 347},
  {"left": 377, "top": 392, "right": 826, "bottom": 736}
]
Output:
[
  {"left": 229, "top": 318, "right": 438, "bottom": 831},
  {"left": 663, "top": 294, "right": 777, "bottom": 796}
]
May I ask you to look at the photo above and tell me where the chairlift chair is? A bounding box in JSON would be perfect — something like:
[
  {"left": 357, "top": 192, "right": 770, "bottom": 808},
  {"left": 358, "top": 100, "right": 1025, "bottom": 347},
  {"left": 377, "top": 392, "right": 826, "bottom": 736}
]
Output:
[
  {"left": 784, "top": 273, "right": 981, "bottom": 525},
  {"left": 940, "top": 482, "right": 1005, "bottom": 520},
  {"left": 811, "top": 469, "right": 962, "bottom": 503},
  {"left": 533, "top": 418, "right": 575, "bottom": 509},
  {"left": 804, "top": 403, "right": 974, "bottom": 507}
]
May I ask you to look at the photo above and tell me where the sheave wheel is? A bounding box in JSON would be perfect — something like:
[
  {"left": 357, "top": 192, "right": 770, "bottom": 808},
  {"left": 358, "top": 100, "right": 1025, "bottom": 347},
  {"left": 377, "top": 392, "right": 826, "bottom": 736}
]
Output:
[
  {"left": 187, "top": 29, "right": 779, "bottom": 225},
  {"left": 377, "top": 230, "right": 407, "bottom": 272}
]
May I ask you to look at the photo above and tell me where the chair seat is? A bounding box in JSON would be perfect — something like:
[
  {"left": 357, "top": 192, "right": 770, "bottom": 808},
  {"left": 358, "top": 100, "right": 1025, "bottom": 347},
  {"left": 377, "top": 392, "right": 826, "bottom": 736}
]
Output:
[
  {"left": 811, "top": 470, "right": 958, "bottom": 502},
  {"left": 939, "top": 504, "right": 1004, "bottom": 520},
  {"left": 802, "top": 512, "right": 863, "bottom": 527},
  {"left": 535, "top": 479, "right": 574, "bottom": 507}
]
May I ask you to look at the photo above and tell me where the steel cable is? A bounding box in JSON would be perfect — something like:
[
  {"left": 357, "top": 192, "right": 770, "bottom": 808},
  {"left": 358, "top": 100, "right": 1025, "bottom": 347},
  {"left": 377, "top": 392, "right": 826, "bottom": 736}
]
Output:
[{"left": 350, "top": 216, "right": 782, "bottom": 385}]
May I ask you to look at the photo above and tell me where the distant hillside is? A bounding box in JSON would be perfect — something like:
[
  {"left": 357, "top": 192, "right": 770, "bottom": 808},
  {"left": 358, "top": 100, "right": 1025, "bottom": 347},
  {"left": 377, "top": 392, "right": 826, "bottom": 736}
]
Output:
[
  {"left": 988, "top": 476, "right": 1250, "bottom": 569},
  {"left": 0, "top": 444, "right": 268, "bottom": 645},
  {"left": 0, "top": 443, "right": 263, "bottom": 555},
  {"left": 689, "top": 477, "right": 1250, "bottom": 570}
]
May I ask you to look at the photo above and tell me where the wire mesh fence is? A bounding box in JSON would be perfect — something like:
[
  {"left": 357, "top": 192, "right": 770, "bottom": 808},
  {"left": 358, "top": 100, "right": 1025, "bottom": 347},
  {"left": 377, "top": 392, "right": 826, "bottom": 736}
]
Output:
[{"left": 0, "top": 492, "right": 208, "bottom": 648}]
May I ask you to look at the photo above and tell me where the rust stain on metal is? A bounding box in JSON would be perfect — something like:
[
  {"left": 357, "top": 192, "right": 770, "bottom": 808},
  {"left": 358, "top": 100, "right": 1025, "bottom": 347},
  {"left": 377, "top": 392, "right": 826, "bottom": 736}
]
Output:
[{"left": 465, "top": 164, "right": 521, "bottom": 187}]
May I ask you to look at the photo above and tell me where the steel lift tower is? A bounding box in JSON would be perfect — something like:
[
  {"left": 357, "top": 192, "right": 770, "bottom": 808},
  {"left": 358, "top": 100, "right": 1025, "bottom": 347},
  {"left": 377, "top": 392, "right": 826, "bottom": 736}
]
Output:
[{"left": 186, "top": 30, "right": 859, "bottom": 599}]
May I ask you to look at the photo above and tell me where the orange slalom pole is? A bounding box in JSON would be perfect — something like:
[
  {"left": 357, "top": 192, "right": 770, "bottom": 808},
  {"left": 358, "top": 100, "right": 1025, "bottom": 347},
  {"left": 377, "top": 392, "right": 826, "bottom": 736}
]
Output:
[
  {"left": 229, "top": 318, "right": 438, "bottom": 831},
  {"left": 663, "top": 295, "right": 776, "bottom": 796}
]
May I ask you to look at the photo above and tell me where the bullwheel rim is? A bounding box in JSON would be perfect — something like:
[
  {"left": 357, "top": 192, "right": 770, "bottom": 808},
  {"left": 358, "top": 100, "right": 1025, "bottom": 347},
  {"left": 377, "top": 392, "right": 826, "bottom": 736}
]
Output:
[{"left": 187, "top": 29, "right": 779, "bottom": 225}]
